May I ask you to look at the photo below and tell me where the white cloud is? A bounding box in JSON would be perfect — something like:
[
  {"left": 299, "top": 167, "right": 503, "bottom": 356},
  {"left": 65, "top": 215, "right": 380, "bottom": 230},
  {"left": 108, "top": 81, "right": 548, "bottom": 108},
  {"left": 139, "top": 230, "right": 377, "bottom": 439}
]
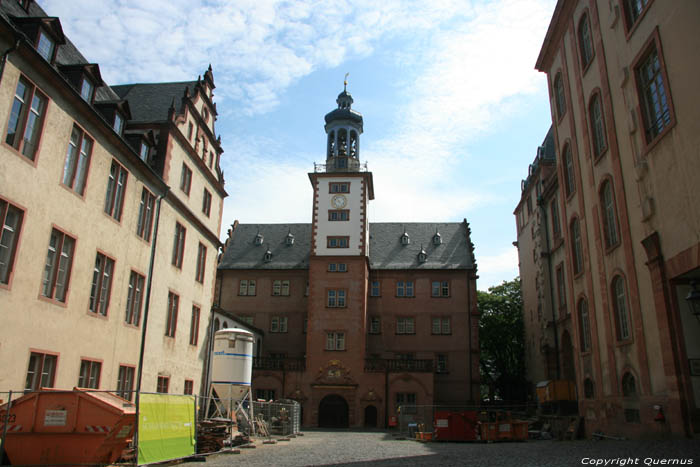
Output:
[{"left": 476, "top": 247, "right": 520, "bottom": 290}]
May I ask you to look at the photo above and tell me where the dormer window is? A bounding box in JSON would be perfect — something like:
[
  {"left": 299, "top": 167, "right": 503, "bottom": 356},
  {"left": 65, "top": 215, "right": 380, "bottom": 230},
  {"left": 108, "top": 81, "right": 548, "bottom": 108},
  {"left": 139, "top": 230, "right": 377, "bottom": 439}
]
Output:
[
  {"left": 113, "top": 112, "right": 124, "bottom": 134},
  {"left": 433, "top": 232, "right": 442, "bottom": 246},
  {"left": 264, "top": 249, "right": 272, "bottom": 262},
  {"left": 254, "top": 233, "right": 264, "bottom": 245},
  {"left": 400, "top": 232, "right": 410, "bottom": 245},
  {"left": 36, "top": 29, "right": 55, "bottom": 62},
  {"left": 418, "top": 248, "right": 427, "bottom": 263},
  {"left": 80, "top": 77, "right": 94, "bottom": 102},
  {"left": 139, "top": 141, "right": 150, "bottom": 162},
  {"left": 286, "top": 232, "right": 295, "bottom": 246}
]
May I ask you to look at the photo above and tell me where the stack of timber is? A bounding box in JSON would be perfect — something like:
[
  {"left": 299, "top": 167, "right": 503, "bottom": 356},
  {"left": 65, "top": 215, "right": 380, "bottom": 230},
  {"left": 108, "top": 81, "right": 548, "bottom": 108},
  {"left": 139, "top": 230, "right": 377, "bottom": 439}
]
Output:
[{"left": 197, "top": 418, "right": 244, "bottom": 453}]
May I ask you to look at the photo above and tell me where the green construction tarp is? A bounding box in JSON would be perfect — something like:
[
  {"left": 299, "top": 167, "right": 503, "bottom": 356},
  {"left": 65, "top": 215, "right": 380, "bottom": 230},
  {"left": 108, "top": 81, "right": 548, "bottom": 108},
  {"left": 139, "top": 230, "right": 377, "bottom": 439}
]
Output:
[{"left": 138, "top": 393, "right": 195, "bottom": 465}]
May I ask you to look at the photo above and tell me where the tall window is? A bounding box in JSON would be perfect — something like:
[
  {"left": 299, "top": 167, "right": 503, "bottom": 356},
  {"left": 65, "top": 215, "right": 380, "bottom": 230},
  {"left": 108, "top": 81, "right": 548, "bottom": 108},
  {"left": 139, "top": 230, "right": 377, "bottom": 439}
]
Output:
[
  {"left": 180, "top": 163, "right": 192, "bottom": 195},
  {"left": 113, "top": 112, "right": 124, "bottom": 134},
  {"left": 184, "top": 380, "right": 194, "bottom": 395},
  {"left": 563, "top": 144, "right": 575, "bottom": 197},
  {"left": 139, "top": 142, "right": 149, "bottom": 162},
  {"left": 554, "top": 72, "right": 566, "bottom": 120},
  {"left": 612, "top": 276, "right": 631, "bottom": 340},
  {"left": 116, "top": 365, "right": 135, "bottom": 401},
  {"left": 25, "top": 352, "right": 57, "bottom": 390},
  {"left": 624, "top": 0, "right": 649, "bottom": 30},
  {"left": 165, "top": 291, "right": 179, "bottom": 337},
  {"left": 239, "top": 279, "right": 256, "bottom": 296},
  {"left": 578, "top": 14, "right": 594, "bottom": 68},
  {"left": 326, "top": 332, "right": 345, "bottom": 350},
  {"left": 431, "top": 317, "right": 451, "bottom": 335},
  {"left": 396, "top": 280, "right": 414, "bottom": 297},
  {"left": 551, "top": 198, "right": 561, "bottom": 239},
  {"left": 172, "top": 222, "right": 186, "bottom": 268},
  {"left": 600, "top": 181, "right": 619, "bottom": 248},
  {"left": 396, "top": 317, "right": 415, "bottom": 335},
  {"left": 635, "top": 40, "right": 672, "bottom": 143},
  {"left": 272, "top": 280, "right": 290, "bottom": 296},
  {"left": 157, "top": 376, "right": 169, "bottom": 394},
  {"left": 202, "top": 189, "right": 212, "bottom": 217},
  {"left": 89, "top": 252, "right": 114, "bottom": 316},
  {"left": 62, "top": 126, "right": 92, "bottom": 196},
  {"left": 189, "top": 305, "right": 200, "bottom": 345},
  {"left": 327, "top": 289, "right": 346, "bottom": 307},
  {"left": 78, "top": 359, "right": 101, "bottom": 389},
  {"left": 270, "top": 316, "right": 288, "bottom": 333},
  {"left": 435, "top": 354, "right": 448, "bottom": 373},
  {"left": 589, "top": 93, "right": 607, "bottom": 157},
  {"left": 137, "top": 188, "right": 155, "bottom": 241},
  {"left": 571, "top": 218, "right": 583, "bottom": 275},
  {"left": 36, "top": 29, "right": 55, "bottom": 61},
  {"left": 41, "top": 228, "right": 75, "bottom": 302},
  {"left": 125, "top": 271, "right": 145, "bottom": 326},
  {"left": 0, "top": 200, "right": 24, "bottom": 285},
  {"left": 195, "top": 243, "right": 207, "bottom": 283},
  {"left": 370, "top": 280, "right": 380, "bottom": 297},
  {"left": 369, "top": 317, "right": 381, "bottom": 334},
  {"left": 6, "top": 76, "right": 47, "bottom": 160},
  {"left": 431, "top": 281, "right": 449, "bottom": 297},
  {"left": 556, "top": 264, "right": 566, "bottom": 310},
  {"left": 579, "top": 298, "right": 592, "bottom": 352},
  {"left": 104, "top": 160, "right": 128, "bottom": 221},
  {"left": 80, "top": 77, "right": 94, "bottom": 102}
]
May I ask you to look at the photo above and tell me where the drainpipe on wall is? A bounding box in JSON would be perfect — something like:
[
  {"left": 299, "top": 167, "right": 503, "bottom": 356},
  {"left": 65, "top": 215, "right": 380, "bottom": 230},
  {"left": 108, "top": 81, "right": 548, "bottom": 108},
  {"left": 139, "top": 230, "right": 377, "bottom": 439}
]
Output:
[
  {"left": 538, "top": 195, "right": 561, "bottom": 379},
  {"left": 0, "top": 39, "right": 20, "bottom": 83},
  {"left": 134, "top": 193, "right": 165, "bottom": 454}
]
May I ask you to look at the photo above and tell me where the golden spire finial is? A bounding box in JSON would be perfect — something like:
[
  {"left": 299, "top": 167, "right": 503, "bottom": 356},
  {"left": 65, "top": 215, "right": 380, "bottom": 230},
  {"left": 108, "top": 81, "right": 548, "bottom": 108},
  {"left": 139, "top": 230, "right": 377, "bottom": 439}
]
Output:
[{"left": 344, "top": 72, "right": 349, "bottom": 91}]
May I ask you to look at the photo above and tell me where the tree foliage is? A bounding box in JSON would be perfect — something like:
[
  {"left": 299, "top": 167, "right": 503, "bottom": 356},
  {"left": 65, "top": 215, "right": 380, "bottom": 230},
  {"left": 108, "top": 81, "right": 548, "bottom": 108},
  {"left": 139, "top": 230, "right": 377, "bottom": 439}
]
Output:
[{"left": 478, "top": 277, "right": 527, "bottom": 402}]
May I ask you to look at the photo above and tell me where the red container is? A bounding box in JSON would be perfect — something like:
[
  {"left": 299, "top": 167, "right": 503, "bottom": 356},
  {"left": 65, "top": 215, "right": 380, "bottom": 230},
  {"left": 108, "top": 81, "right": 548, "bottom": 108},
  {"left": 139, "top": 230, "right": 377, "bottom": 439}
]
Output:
[
  {"left": 433, "top": 410, "right": 479, "bottom": 441},
  {"left": 0, "top": 388, "right": 135, "bottom": 466}
]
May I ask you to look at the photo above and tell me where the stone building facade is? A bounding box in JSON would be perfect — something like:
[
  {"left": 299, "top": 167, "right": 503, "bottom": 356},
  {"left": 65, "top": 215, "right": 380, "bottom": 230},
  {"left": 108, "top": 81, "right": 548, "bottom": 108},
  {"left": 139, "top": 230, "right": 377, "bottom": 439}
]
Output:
[
  {"left": 0, "top": 1, "right": 225, "bottom": 399},
  {"left": 216, "top": 88, "right": 479, "bottom": 428}
]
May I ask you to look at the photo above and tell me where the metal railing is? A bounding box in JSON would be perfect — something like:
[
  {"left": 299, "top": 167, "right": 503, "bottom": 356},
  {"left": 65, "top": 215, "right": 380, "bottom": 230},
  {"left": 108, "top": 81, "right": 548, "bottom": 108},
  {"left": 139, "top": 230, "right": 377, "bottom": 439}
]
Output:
[
  {"left": 253, "top": 357, "right": 306, "bottom": 372},
  {"left": 314, "top": 158, "right": 367, "bottom": 173},
  {"left": 364, "top": 358, "right": 433, "bottom": 373}
]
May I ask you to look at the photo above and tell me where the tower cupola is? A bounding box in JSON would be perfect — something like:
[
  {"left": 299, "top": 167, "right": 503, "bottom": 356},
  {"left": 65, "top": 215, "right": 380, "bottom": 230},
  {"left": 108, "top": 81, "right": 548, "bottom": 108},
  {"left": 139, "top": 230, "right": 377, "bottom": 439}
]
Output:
[{"left": 324, "top": 75, "right": 363, "bottom": 172}]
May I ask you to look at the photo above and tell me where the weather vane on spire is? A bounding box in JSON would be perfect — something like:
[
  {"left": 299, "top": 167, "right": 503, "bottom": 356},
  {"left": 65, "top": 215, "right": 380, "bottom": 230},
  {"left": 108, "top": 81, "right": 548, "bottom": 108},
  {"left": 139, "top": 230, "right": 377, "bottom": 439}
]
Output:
[{"left": 344, "top": 72, "right": 349, "bottom": 92}]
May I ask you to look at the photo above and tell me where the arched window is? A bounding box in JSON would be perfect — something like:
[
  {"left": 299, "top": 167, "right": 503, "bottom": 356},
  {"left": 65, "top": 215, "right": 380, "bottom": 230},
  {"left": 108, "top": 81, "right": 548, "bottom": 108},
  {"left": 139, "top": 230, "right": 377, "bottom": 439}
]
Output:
[
  {"left": 214, "top": 318, "right": 220, "bottom": 332},
  {"left": 563, "top": 144, "right": 575, "bottom": 197},
  {"left": 570, "top": 218, "right": 583, "bottom": 275},
  {"left": 337, "top": 129, "right": 348, "bottom": 156},
  {"left": 327, "top": 131, "right": 335, "bottom": 157},
  {"left": 584, "top": 378, "right": 595, "bottom": 399},
  {"left": 578, "top": 298, "right": 591, "bottom": 352},
  {"left": 222, "top": 321, "right": 229, "bottom": 329},
  {"left": 622, "top": 372, "right": 637, "bottom": 397},
  {"left": 612, "top": 275, "right": 631, "bottom": 340},
  {"left": 554, "top": 72, "right": 566, "bottom": 120},
  {"left": 349, "top": 131, "right": 358, "bottom": 158},
  {"left": 578, "top": 14, "right": 594, "bottom": 68},
  {"left": 600, "top": 180, "right": 619, "bottom": 248},
  {"left": 589, "top": 93, "right": 607, "bottom": 157}
]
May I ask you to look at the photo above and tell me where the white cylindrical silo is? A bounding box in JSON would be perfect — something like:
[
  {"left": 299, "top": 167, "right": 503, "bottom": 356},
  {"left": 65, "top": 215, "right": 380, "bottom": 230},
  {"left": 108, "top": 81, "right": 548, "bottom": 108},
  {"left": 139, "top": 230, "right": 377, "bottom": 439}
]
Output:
[{"left": 211, "top": 328, "right": 254, "bottom": 409}]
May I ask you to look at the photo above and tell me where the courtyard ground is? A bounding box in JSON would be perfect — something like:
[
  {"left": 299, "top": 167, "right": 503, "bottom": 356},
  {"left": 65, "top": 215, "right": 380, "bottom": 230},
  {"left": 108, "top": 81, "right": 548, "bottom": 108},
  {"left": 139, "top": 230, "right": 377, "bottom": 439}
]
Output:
[{"left": 203, "top": 429, "right": 700, "bottom": 467}]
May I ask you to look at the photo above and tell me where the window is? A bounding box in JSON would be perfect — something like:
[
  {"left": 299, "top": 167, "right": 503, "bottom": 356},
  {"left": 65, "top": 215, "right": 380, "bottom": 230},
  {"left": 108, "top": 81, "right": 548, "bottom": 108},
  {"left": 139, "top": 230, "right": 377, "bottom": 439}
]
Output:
[
  {"left": 327, "top": 236, "right": 349, "bottom": 248},
  {"left": 0, "top": 200, "right": 24, "bottom": 285},
  {"left": 184, "top": 380, "right": 194, "bottom": 395},
  {"left": 369, "top": 317, "right": 381, "bottom": 334},
  {"left": 303, "top": 317, "right": 308, "bottom": 333},
  {"left": 396, "top": 280, "right": 414, "bottom": 297},
  {"left": 113, "top": 112, "right": 124, "bottom": 134},
  {"left": 188, "top": 122, "right": 193, "bottom": 141},
  {"left": 435, "top": 354, "right": 448, "bottom": 373},
  {"left": 400, "top": 232, "right": 410, "bottom": 245},
  {"left": 116, "top": 365, "right": 135, "bottom": 401},
  {"left": 254, "top": 233, "right": 264, "bottom": 245},
  {"left": 195, "top": 242, "right": 206, "bottom": 283},
  {"left": 396, "top": 317, "right": 415, "bottom": 335},
  {"left": 556, "top": 264, "right": 567, "bottom": 310},
  {"left": 239, "top": 279, "right": 256, "bottom": 296},
  {"left": 328, "top": 263, "right": 347, "bottom": 272},
  {"left": 526, "top": 196, "right": 532, "bottom": 215},
  {"left": 136, "top": 188, "right": 155, "bottom": 242},
  {"left": 78, "top": 359, "right": 101, "bottom": 389},
  {"left": 431, "top": 281, "right": 449, "bottom": 297},
  {"left": 370, "top": 280, "right": 380, "bottom": 297},
  {"left": 600, "top": 181, "right": 619, "bottom": 248},
  {"left": 25, "top": 352, "right": 57, "bottom": 390},
  {"left": 395, "top": 392, "right": 416, "bottom": 410},
  {"left": 579, "top": 298, "right": 592, "bottom": 352},
  {"left": 172, "top": 222, "right": 186, "bottom": 268},
  {"left": 554, "top": 72, "right": 566, "bottom": 120},
  {"left": 41, "top": 228, "right": 75, "bottom": 302},
  {"left": 62, "top": 126, "right": 92, "bottom": 196},
  {"left": 329, "top": 182, "right": 349, "bottom": 193},
  {"left": 589, "top": 93, "right": 607, "bottom": 157},
  {"left": 622, "top": 372, "right": 637, "bottom": 397},
  {"left": 578, "top": 14, "right": 594, "bottom": 68},
  {"left": 202, "top": 189, "right": 212, "bottom": 217},
  {"left": 104, "top": 160, "right": 128, "bottom": 221},
  {"left": 327, "top": 289, "right": 346, "bottom": 307},
  {"left": 551, "top": 199, "right": 561, "bottom": 239},
  {"left": 285, "top": 232, "right": 294, "bottom": 246},
  {"left": 125, "top": 271, "right": 145, "bottom": 326},
  {"left": 431, "top": 317, "right": 451, "bottom": 335},
  {"left": 157, "top": 376, "right": 169, "bottom": 394},
  {"left": 165, "top": 291, "right": 179, "bottom": 337},
  {"left": 571, "top": 218, "right": 583, "bottom": 275},
  {"left": 139, "top": 142, "right": 149, "bottom": 162},
  {"left": 190, "top": 305, "right": 201, "bottom": 345},
  {"left": 326, "top": 332, "right": 345, "bottom": 350},
  {"left": 433, "top": 233, "right": 442, "bottom": 245},
  {"left": 256, "top": 389, "right": 275, "bottom": 401},
  {"left": 80, "top": 77, "right": 94, "bottom": 102},
  {"left": 89, "top": 252, "right": 114, "bottom": 316},
  {"left": 272, "top": 280, "right": 290, "bottom": 296},
  {"left": 270, "top": 316, "right": 288, "bottom": 333},
  {"left": 612, "top": 276, "right": 631, "bottom": 340},
  {"left": 6, "top": 76, "right": 47, "bottom": 160},
  {"left": 584, "top": 378, "right": 595, "bottom": 399},
  {"left": 623, "top": 0, "right": 649, "bottom": 30},
  {"left": 328, "top": 210, "right": 349, "bottom": 221},
  {"left": 36, "top": 29, "right": 55, "bottom": 61},
  {"left": 635, "top": 38, "right": 673, "bottom": 144},
  {"left": 180, "top": 163, "right": 192, "bottom": 195},
  {"left": 563, "top": 144, "right": 575, "bottom": 197}
]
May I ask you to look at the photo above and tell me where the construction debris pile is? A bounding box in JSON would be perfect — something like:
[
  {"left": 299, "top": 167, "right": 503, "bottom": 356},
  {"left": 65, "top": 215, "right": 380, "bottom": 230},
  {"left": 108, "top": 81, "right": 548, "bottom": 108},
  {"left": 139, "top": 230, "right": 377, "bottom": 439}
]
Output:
[{"left": 196, "top": 418, "right": 248, "bottom": 453}]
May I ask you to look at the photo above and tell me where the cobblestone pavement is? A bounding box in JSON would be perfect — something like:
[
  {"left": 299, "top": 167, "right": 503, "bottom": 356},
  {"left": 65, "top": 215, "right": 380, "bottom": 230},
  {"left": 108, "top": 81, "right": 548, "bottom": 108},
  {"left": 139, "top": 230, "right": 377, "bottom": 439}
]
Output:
[{"left": 204, "top": 429, "right": 700, "bottom": 467}]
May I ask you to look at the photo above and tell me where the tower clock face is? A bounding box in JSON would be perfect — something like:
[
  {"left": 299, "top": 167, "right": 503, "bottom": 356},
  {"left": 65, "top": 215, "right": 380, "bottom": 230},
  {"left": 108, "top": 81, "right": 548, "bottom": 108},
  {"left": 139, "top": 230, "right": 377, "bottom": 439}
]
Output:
[{"left": 331, "top": 194, "right": 347, "bottom": 209}]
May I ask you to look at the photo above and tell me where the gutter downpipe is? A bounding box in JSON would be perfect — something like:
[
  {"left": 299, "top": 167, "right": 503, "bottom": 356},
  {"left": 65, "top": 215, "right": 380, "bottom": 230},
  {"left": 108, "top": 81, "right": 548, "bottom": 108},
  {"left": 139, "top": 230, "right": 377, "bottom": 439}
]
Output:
[
  {"left": 538, "top": 194, "right": 561, "bottom": 379},
  {"left": 134, "top": 192, "right": 166, "bottom": 457},
  {"left": 0, "top": 39, "right": 21, "bottom": 83}
]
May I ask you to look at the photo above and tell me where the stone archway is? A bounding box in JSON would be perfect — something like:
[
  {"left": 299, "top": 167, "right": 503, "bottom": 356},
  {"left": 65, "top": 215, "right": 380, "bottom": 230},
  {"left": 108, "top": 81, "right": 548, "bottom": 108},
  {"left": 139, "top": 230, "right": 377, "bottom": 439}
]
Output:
[
  {"left": 561, "top": 330, "right": 576, "bottom": 381},
  {"left": 318, "top": 394, "right": 349, "bottom": 428},
  {"left": 364, "top": 405, "right": 377, "bottom": 428}
]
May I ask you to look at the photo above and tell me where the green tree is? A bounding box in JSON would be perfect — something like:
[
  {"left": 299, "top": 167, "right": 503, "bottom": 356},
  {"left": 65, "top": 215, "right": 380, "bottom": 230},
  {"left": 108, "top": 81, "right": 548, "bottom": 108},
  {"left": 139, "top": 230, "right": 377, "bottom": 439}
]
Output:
[{"left": 478, "top": 277, "right": 527, "bottom": 402}]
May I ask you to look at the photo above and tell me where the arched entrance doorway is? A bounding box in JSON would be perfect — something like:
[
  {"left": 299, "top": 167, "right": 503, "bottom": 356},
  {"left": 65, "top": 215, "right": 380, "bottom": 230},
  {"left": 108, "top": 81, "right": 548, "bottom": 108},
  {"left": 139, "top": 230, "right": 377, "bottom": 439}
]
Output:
[
  {"left": 364, "top": 405, "right": 377, "bottom": 428},
  {"left": 318, "top": 394, "right": 348, "bottom": 428}
]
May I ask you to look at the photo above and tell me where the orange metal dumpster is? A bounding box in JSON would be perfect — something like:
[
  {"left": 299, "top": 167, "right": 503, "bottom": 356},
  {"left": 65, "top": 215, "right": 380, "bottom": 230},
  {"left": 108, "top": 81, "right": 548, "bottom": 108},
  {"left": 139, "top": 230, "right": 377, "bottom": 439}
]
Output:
[{"left": 0, "top": 388, "right": 135, "bottom": 466}]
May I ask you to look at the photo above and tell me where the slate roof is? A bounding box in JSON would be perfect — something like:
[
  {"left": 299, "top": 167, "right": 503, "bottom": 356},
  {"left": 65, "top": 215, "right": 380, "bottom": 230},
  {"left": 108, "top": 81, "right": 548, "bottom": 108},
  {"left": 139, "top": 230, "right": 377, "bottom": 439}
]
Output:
[
  {"left": 218, "top": 221, "right": 475, "bottom": 271},
  {"left": 111, "top": 81, "right": 196, "bottom": 123}
]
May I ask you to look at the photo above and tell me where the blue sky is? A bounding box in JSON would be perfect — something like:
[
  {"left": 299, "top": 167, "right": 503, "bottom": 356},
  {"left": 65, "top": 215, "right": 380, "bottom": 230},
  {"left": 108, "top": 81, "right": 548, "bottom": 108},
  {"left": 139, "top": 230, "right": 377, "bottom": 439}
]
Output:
[{"left": 40, "top": 0, "right": 557, "bottom": 290}]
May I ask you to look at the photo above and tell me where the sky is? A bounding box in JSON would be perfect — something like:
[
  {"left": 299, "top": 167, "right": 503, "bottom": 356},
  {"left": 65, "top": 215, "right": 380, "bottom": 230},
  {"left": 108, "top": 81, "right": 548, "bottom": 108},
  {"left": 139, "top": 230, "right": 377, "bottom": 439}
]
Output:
[{"left": 39, "top": 0, "right": 557, "bottom": 290}]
